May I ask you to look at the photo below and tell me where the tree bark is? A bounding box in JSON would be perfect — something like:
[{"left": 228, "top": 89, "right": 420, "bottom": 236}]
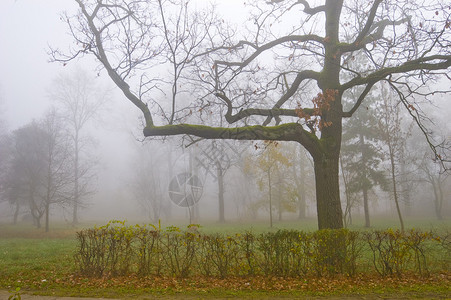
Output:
[{"left": 314, "top": 154, "right": 343, "bottom": 229}]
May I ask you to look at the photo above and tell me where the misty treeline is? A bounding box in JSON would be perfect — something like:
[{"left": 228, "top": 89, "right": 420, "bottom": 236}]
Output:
[
  {"left": 49, "top": 0, "right": 451, "bottom": 229},
  {"left": 0, "top": 70, "right": 102, "bottom": 232}
]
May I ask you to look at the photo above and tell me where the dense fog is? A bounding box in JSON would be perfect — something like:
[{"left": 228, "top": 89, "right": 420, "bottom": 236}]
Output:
[{"left": 0, "top": 0, "right": 450, "bottom": 231}]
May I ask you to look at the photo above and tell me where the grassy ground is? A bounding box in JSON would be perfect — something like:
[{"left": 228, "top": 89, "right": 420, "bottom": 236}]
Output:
[
  {"left": 160, "top": 216, "right": 451, "bottom": 234},
  {"left": 0, "top": 219, "right": 450, "bottom": 299}
]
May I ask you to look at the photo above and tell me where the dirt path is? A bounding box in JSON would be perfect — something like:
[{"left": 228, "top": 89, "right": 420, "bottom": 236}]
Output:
[
  {"left": 1, "top": 290, "right": 449, "bottom": 299},
  {"left": 0, "top": 290, "right": 114, "bottom": 300},
  {"left": 0, "top": 290, "right": 363, "bottom": 299}
]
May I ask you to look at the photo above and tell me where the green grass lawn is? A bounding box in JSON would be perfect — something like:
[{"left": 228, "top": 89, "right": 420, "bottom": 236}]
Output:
[
  {"left": 0, "top": 219, "right": 450, "bottom": 299},
  {"left": 158, "top": 216, "right": 451, "bottom": 234}
]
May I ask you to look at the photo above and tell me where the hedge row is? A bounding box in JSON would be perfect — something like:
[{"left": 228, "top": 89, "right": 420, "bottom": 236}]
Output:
[{"left": 75, "top": 221, "right": 450, "bottom": 278}]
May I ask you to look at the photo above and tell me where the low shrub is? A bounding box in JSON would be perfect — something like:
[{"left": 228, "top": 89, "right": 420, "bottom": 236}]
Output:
[{"left": 74, "top": 222, "right": 448, "bottom": 279}]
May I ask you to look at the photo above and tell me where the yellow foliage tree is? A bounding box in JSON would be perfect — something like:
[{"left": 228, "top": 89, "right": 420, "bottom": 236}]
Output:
[{"left": 244, "top": 141, "right": 297, "bottom": 227}]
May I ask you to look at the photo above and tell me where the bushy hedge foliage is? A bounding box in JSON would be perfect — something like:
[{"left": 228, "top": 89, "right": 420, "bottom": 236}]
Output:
[{"left": 74, "top": 221, "right": 449, "bottom": 278}]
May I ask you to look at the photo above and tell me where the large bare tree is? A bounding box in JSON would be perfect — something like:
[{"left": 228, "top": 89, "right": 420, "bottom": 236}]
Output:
[{"left": 52, "top": 0, "right": 451, "bottom": 229}]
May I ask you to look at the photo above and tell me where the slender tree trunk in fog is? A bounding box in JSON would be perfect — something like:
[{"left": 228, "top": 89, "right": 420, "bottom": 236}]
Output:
[
  {"left": 45, "top": 202, "right": 50, "bottom": 233},
  {"left": 388, "top": 145, "right": 405, "bottom": 232},
  {"left": 13, "top": 202, "right": 20, "bottom": 225},
  {"left": 33, "top": 211, "right": 42, "bottom": 229},
  {"left": 294, "top": 160, "right": 306, "bottom": 219},
  {"left": 400, "top": 159, "right": 411, "bottom": 216},
  {"left": 340, "top": 158, "right": 352, "bottom": 227},
  {"left": 73, "top": 131, "right": 79, "bottom": 225},
  {"left": 166, "top": 146, "right": 173, "bottom": 219},
  {"left": 277, "top": 168, "right": 282, "bottom": 221},
  {"left": 268, "top": 169, "right": 273, "bottom": 228},
  {"left": 216, "top": 161, "right": 225, "bottom": 223},
  {"left": 362, "top": 187, "right": 370, "bottom": 228},
  {"left": 359, "top": 133, "right": 371, "bottom": 228},
  {"left": 432, "top": 177, "right": 443, "bottom": 220}
]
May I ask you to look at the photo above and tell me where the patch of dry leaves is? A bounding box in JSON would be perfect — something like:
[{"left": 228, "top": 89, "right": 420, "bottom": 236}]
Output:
[{"left": 28, "top": 272, "right": 450, "bottom": 295}]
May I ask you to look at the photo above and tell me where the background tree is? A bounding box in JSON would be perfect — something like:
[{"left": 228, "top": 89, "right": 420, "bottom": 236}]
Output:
[
  {"left": 0, "top": 94, "right": 10, "bottom": 218},
  {"left": 418, "top": 153, "right": 447, "bottom": 220},
  {"left": 412, "top": 120, "right": 450, "bottom": 220},
  {"left": 129, "top": 142, "right": 167, "bottom": 223},
  {"left": 4, "top": 111, "right": 71, "bottom": 231},
  {"left": 377, "top": 84, "right": 409, "bottom": 231},
  {"left": 341, "top": 100, "right": 386, "bottom": 227},
  {"left": 244, "top": 141, "right": 294, "bottom": 227},
  {"left": 290, "top": 144, "right": 315, "bottom": 220},
  {"left": 193, "top": 138, "right": 246, "bottom": 223},
  {"left": 8, "top": 122, "right": 47, "bottom": 227},
  {"left": 39, "top": 109, "right": 72, "bottom": 232},
  {"left": 53, "top": 0, "right": 451, "bottom": 229},
  {"left": 49, "top": 69, "right": 103, "bottom": 225}
]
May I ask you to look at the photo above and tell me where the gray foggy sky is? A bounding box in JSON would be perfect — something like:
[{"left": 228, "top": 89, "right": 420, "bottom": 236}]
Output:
[
  {"left": 0, "top": 0, "right": 246, "bottom": 130},
  {"left": 0, "top": 0, "right": 77, "bottom": 128}
]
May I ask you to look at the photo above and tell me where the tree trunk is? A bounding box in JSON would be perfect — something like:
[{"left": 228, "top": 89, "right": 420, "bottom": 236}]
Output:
[
  {"left": 13, "top": 202, "right": 20, "bottom": 225},
  {"left": 314, "top": 155, "right": 343, "bottom": 229},
  {"left": 359, "top": 133, "right": 371, "bottom": 228},
  {"left": 35, "top": 215, "right": 42, "bottom": 229},
  {"left": 45, "top": 202, "right": 50, "bottom": 233},
  {"left": 216, "top": 161, "right": 225, "bottom": 223},
  {"left": 293, "top": 154, "right": 306, "bottom": 219},
  {"left": 298, "top": 197, "right": 306, "bottom": 219},
  {"left": 340, "top": 157, "right": 352, "bottom": 227},
  {"left": 363, "top": 187, "right": 370, "bottom": 228},
  {"left": 268, "top": 169, "right": 273, "bottom": 228},
  {"left": 432, "top": 177, "right": 443, "bottom": 220},
  {"left": 73, "top": 131, "right": 79, "bottom": 225},
  {"left": 436, "top": 180, "right": 443, "bottom": 220},
  {"left": 277, "top": 168, "right": 282, "bottom": 222},
  {"left": 389, "top": 149, "right": 404, "bottom": 232},
  {"left": 312, "top": 0, "right": 344, "bottom": 230}
]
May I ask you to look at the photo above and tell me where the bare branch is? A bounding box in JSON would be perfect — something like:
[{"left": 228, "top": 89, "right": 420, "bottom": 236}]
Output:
[{"left": 341, "top": 55, "right": 451, "bottom": 90}]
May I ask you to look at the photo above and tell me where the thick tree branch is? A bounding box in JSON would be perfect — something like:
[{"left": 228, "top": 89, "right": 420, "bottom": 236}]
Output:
[{"left": 143, "top": 122, "right": 320, "bottom": 155}]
